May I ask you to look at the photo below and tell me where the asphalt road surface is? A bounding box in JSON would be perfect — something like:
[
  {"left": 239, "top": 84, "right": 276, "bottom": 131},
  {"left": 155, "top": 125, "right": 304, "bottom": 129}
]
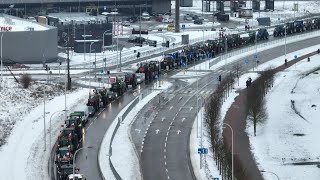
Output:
[{"left": 131, "top": 35, "right": 320, "bottom": 180}]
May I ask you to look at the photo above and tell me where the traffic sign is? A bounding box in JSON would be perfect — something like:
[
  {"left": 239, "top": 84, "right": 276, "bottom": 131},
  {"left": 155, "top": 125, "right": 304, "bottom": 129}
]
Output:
[
  {"left": 213, "top": 178, "right": 219, "bottom": 180},
  {"left": 244, "top": 59, "right": 249, "bottom": 64},
  {"left": 198, "top": 147, "right": 208, "bottom": 154},
  {"left": 182, "top": 24, "right": 185, "bottom": 30},
  {"left": 253, "top": 54, "right": 258, "bottom": 59}
]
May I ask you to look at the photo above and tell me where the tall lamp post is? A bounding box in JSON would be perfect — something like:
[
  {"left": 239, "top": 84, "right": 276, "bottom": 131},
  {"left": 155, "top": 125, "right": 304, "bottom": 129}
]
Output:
[
  {"left": 49, "top": 110, "right": 69, "bottom": 149},
  {"left": 102, "top": 30, "right": 112, "bottom": 58},
  {"left": 0, "top": 33, "right": 3, "bottom": 91},
  {"left": 260, "top": 170, "right": 280, "bottom": 180},
  {"left": 89, "top": 41, "right": 95, "bottom": 95},
  {"left": 73, "top": 146, "right": 93, "bottom": 179},
  {"left": 223, "top": 123, "right": 234, "bottom": 180}
]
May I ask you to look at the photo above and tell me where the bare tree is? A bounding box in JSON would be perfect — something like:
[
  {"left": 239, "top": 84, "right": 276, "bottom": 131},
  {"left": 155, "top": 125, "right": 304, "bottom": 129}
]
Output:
[
  {"left": 233, "top": 63, "right": 242, "bottom": 86},
  {"left": 246, "top": 80, "right": 268, "bottom": 136}
]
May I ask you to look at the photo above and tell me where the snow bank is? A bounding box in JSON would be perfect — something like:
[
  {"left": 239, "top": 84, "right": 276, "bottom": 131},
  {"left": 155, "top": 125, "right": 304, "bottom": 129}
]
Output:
[{"left": 0, "top": 79, "right": 89, "bottom": 180}]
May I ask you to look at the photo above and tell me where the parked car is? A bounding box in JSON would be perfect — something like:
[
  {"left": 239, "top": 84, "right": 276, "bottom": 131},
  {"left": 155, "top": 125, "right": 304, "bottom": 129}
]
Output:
[
  {"left": 128, "top": 36, "right": 146, "bottom": 44},
  {"left": 122, "top": 21, "right": 130, "bottom": 26},
  {"left": 194, "top": 19, "right": 203, "bottom": 25},
  {"left": 163, "top": 17, "right": 174, "bottom": 23},
  {"left": 141, "top": 11, "right": 150, "bottom": 21},
  {"left": 167, "top": 24, "right": 175, "bottom": 31},
  {"left": 183, "top": 15, "right": 193, "bottom": 21}
]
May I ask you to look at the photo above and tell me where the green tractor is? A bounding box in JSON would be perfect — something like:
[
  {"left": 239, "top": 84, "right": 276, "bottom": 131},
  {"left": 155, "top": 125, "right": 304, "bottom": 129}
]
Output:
[
  {"left": 110, "top": 77, "right": 127, "bottom": 96},
  {"left": 57, "top": 164, "right": 81, "bottom": 180},
  {"left": 58, "top": 128, "right": 80, "bottom": 149},
  {"left": 55, "top": 146, "right": 74, "bottom": 170},
  {"left": 96, "top": 87, "right": 109, "bottom": 107},
  {"left": 69, "top": 112, "right": 88, "bottom": 127}
]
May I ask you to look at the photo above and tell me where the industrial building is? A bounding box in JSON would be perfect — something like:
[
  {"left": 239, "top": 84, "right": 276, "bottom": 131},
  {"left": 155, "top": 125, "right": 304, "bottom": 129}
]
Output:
[
  {"left": 0, "top": 0, "right": 171, "bottom": 17},
  {"left": 0, "top": 14, "right": 57, "bottom": 64}
]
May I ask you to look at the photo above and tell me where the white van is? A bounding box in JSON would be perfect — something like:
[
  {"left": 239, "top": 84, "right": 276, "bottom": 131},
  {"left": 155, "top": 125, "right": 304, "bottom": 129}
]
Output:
[
  {"left": 141, "top": 12, "right": 150, "bottom": 21},
  {"left": 136, "top": 73, "right": 145, "bottom": 84},
  {"left": 74, "top": 105, "right": 89, "bottom": 122}
]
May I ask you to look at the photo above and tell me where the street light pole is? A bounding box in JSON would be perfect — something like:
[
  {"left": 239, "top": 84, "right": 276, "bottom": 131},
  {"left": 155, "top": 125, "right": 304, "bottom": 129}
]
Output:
[
  {"left": 260, "top": 170, "right": 280, "bottom": 180},
  {"left": 49, "top": 110, "right": 69, "bottom": 149},
  {"left": 223, "top": 123, "right": 234, "bottom": 180},
  {"left": 0, "top": 33, "right": 3, "bottom": 91},
  {"left": 73, "top": 146, "right": 93, "bottom": 180},
  {"left": 89, "top": 42, "right": 95, "bottom": 95}
]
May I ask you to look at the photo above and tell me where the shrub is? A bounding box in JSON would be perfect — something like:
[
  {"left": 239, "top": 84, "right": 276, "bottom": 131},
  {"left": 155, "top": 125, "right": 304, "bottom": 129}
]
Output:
[{"left": 20, "top": 73, "right": 32, "bottom": 88}]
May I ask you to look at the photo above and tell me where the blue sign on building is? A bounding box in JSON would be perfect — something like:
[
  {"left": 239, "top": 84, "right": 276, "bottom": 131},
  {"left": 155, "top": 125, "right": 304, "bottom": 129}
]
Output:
[
  {"left": 213, "top": 178, "right": 219, "bottom": 180},
  {"left": 182, "top": 24, "right": 186, "bottom": 29}
]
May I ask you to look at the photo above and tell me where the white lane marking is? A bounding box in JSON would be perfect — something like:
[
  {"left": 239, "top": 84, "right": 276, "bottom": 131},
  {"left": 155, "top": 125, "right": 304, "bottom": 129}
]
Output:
[
  {"left": 166, "top": 169, "right": 168, "bottom": 173},
  {"left": 168, "top": 126, "right": 171, "bottom": 131},
  {"left": 141, "top": 149, "right": 143, "bottom": 153},
  {"left": 142, "top": 141, "right": 144, "bottom": 145},
  {"left": 182, "top": 118, "right": 186, "bottom": 122},
  {"left": 164, "top": 155, "right": 166, "bottom": 159},
  {"left": 165, "top": 137, "right": 168, "bottom": 141},
  {"left": 164, "top": 142, "right": 166, "bottom": 147},
  {"left": 145, "top": 130, "right": 148, "bottom": 135},
  {"left": 166, "top": 131, "right": 169, "bottom": 136},
  {"left": 190, "top": 107, "right": 193, "bottom": 111},
  {"left": 135, "top": 129, "right": 141, "bottom": 133},
  {"left": 162, "top": 117, "right": 166, "bottom": 122},
  {"left": 170, "top": 121, "right": 173, "bottom": 126},
  {"left": 168, "top": 175, "right": 170, "bottom": 179},
  {"left": 165, "top": 161, "right": 167, "bottom": 166},
  {"left": 156, "top": 129, "right": 160, "bottom": 134},
  {"left": 164, "top": 149, "right": 166, "bottom": 153},
  {"left": 206, "top": 90, "right": 211, "bottom": 95},
  {"left": 177, "top": 130, "right": 181, "bottom": 135},
  {"left": 169, "top": 106, "right": 173, "bottom": 110}
]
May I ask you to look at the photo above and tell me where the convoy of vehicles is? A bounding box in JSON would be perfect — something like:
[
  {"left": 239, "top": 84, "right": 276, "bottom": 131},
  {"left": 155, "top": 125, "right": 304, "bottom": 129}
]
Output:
[{"left": 51, "top": 14, "right": 320, "bottom": 179}]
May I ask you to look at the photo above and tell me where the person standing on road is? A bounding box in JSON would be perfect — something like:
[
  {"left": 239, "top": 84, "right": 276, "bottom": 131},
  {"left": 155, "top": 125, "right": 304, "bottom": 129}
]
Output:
[{"left": 285, "top": 59, "right": 288, "bottom": 66}]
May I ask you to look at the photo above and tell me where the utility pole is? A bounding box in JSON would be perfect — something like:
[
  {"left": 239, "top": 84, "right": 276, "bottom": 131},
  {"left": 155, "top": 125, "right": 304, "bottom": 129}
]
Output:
[
  {"left": 67, "top": 25, "right": 71, "bottom": 90},
  {"left": 175, "top": 0, "right": 180, "bottom": 33}
]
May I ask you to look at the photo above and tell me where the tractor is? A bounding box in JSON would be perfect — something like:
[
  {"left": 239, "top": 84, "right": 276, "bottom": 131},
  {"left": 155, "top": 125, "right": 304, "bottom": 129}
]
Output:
[
  {"left": 304, "top": 19, "right": 314, "bottom": 31},
  {"left": 110, "top": 77, "right": 127, "bottom": 96},
  {"left": 55, "top": 146, "right": 74, "bottom": 169},
  {"left": 96, "top": 87, "right": 109, "bottom": 107},
  {"left": 124, "top": 72, "right": 137, "bottom": 89},
  {"left": 69, "top": 112, "right": 88, "bottom": 126},
  {"left": 58, "top": 128, "right": 80, "bottom": 148},
  {"left": 273, "top": 24, "right": 285, "bottom": 37},
  {"left": 87, "top": 94, "right": 100, "bottom": 112},
  {"left": 294, "top": 20, "right": 304, "bottom": 33},
  {"left": 257, "top": 28, "right": 269, "bottom": 41},
  {"left": 313, "top": 18, "right": 320, "bottom": 29},
  {"left": 57, "top": 164, "right": 80, "bottom": 180},
  {"left": 285, "top": 22, "right": 295, "bottom": 34}
]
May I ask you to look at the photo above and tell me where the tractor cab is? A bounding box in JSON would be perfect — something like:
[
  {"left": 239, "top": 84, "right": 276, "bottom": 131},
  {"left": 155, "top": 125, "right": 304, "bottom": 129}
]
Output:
[
  {"left": 257, "top": 28, "right": 269, "bottom": 40},
  {"left": 69, "top": 112, "right": 88, "bottom": 125},
  {"left": 285, "top": 22, "right": 295, "bottom": 34},
  {"left": 294, "top": 20, "right": 304, "bottom": 32},
  {"left": 59, "top": 128, "right": 80, "bottom": 143},
  {"left": 124, "top": 72, "right": 137, "bottom": 89},
  {"left": 58, "top": 164, "right": 76, "bottom": 180},
  {"left": 58, "top": 136, "right": 74, "bottom": 151},
  {"left": 273, "top": 24, "right": 285, "bottom": 37},
  {"left": 56, "top": 147, "right": 73, "bottom": 168}
]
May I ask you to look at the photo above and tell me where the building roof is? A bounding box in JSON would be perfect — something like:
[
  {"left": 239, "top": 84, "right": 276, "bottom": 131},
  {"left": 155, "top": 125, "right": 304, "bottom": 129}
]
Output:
[{"left": 0, "top": 14, "right": 49, "bottom": 32}]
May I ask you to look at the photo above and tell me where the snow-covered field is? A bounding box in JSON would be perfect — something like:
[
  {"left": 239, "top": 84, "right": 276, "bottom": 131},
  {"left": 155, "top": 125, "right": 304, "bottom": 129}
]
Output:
[
  {"left": 247, "top": 51, "right": 320, "bottom": 180},
  {"left": 0, "top": 78, "right": 89, "bottom": 180}
]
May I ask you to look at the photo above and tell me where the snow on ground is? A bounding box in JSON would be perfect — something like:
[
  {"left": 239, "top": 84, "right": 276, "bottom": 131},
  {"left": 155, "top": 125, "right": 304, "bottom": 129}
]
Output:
[
  {"left": 0, "top": 15, "right": 48, "bottom": 31},
  {"left": 110, "top": 82, "right": 172, "bottom": 180},
  {"left": 0, "top": 77, "right": 89, "bottom": 180},
  {"left": 246, "top": 51, "right": 320, "bottom": 180}
]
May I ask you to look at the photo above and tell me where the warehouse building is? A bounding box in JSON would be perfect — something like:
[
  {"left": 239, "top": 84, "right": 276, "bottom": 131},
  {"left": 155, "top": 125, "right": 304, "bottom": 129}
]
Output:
[{"left": 0, "top": 14, "right": 57, "bottom": 64}]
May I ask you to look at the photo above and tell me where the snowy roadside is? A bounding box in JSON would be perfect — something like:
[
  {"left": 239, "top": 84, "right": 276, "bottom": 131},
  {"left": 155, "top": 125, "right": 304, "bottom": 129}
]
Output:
[
  {"left": 0, "top": 81, "right": 89, "bottom": 180},
  {"left": 246, "top": 51, "right": 320, "bottom": 180}
]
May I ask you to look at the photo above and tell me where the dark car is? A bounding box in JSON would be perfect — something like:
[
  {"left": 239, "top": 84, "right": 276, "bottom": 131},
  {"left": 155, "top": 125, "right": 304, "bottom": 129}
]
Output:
[
  {"left": 194, "top": 19, "right": 203, "bottom": 25},
  {"left": 127, "top": 16, "right": 138, "bottom": 23},
  {"left": 128, "top": 36, "right": 146, "bottom": 44}
]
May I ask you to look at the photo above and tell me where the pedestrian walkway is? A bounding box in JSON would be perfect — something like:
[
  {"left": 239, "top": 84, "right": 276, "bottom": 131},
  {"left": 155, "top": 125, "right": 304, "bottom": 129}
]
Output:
[{"left": 223, "top": 50, "right": 318, "bottom": 180}]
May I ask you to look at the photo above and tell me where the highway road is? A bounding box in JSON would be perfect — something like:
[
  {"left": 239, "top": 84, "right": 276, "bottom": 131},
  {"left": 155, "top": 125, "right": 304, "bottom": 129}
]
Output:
[{"left": 130, "top": 35, "right": 320, "bottom": 180}]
